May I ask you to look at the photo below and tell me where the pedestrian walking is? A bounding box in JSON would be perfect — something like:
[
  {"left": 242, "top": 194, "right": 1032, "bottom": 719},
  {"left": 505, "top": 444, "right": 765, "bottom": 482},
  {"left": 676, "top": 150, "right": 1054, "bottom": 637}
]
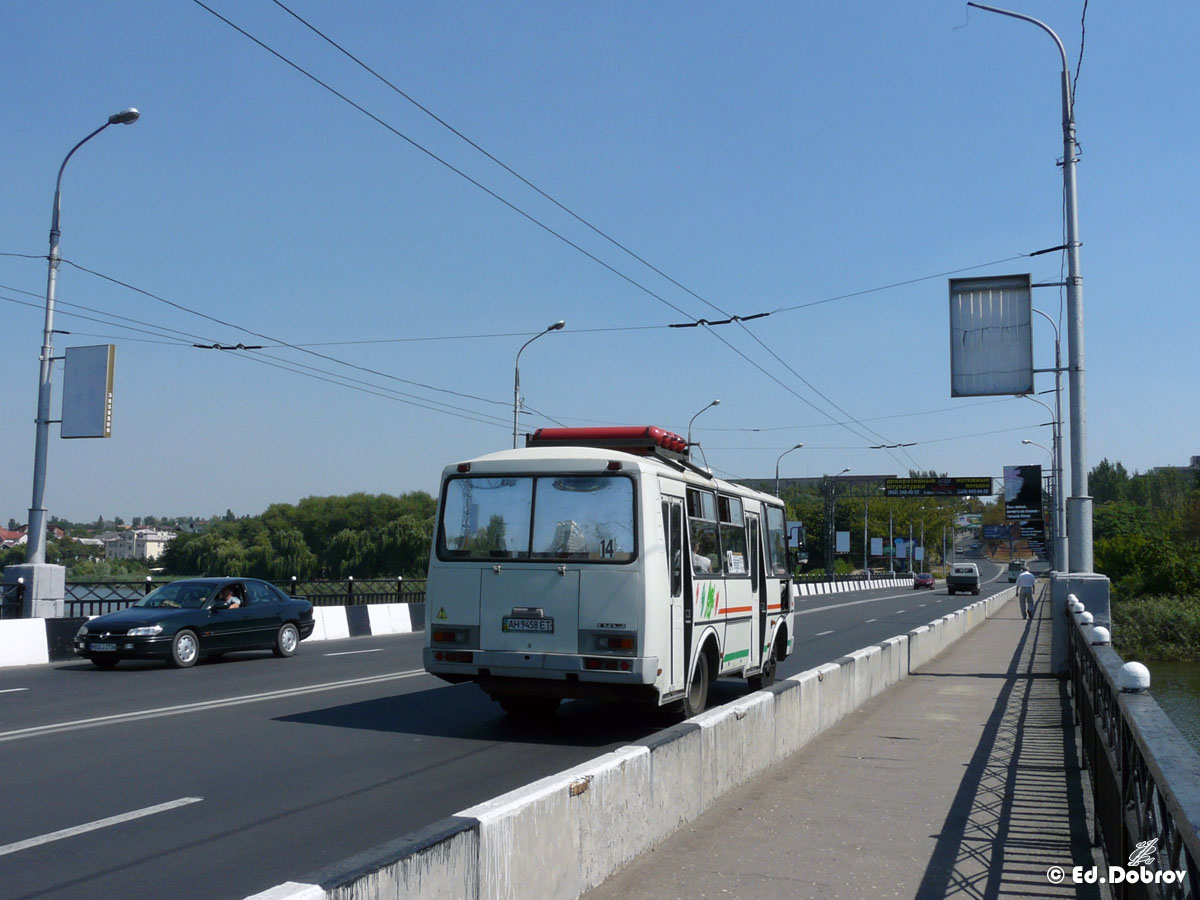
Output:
[{"left": 1016, "top": 567, "right": 1036, "bottom": 619}]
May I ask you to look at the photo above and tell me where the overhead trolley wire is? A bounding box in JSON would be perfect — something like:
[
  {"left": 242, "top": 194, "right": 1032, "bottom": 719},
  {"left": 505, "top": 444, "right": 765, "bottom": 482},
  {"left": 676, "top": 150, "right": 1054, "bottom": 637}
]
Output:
[
  {"left": 188, "top": 1, "right": 930, "bottom": 469},
  {"left": 58, "top": 257, "right": 512, "bottom": 411}
]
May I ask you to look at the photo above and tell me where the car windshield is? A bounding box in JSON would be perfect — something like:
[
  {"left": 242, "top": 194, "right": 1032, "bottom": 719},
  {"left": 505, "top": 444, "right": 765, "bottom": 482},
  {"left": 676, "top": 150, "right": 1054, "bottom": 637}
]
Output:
[{"left": 134, "top": 582, "right": 213, "bottom": 609}]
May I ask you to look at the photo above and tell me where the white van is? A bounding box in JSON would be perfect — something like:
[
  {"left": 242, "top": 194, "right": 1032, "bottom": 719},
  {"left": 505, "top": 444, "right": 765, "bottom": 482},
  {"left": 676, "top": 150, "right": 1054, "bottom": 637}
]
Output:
[{"left": 946, "top": 563, "right": 980, "bottom": 595}]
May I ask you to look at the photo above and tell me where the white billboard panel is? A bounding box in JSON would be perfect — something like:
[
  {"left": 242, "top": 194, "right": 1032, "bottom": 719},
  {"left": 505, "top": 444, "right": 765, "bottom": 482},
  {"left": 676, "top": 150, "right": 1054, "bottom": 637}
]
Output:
[
  {"left": 61, "top": 345, "right": 115, "bottom": 438},
  {"left": 949, "top": 274, "right": 1033, "bottom": 397},
  {"left": 870, "top": 537, "right": 883, "bottom": 556},
  {"left": 835, "top": 531, "right": 850, "bottom": 553}
]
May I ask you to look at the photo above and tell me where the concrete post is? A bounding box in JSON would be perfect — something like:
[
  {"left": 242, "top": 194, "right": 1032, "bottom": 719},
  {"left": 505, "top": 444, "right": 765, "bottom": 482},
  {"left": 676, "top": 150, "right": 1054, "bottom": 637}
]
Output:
[{"left": 3, "top": 563, "right": 66, "bottom": 618}]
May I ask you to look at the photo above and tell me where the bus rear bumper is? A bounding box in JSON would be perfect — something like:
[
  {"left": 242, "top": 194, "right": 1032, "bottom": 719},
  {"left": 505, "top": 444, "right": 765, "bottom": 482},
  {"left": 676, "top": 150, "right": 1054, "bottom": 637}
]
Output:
[{"left": 423, "top": 648, "right": 658, "bottom": 696}]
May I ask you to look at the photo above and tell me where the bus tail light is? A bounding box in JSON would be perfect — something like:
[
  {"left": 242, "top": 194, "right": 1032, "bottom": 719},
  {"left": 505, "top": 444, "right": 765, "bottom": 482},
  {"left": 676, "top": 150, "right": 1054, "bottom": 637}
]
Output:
[
  {"left": 584, "top": 658, "right": 633, "bottom": 671},
  {"left": 599, "top": 636, "right": 635, "bottom": 651},
  {"left": 432, "top": 629, "right": 468, "bottom": 644},
  {"left": 434, "top": 650, "right": 474, "bottom": 663}
]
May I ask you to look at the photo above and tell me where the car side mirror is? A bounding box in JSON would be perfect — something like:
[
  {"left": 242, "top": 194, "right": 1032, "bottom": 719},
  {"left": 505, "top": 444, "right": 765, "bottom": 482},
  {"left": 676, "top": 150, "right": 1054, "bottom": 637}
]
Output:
[{"left": 212, "top": 599, "right": 231, "bottom": 611}]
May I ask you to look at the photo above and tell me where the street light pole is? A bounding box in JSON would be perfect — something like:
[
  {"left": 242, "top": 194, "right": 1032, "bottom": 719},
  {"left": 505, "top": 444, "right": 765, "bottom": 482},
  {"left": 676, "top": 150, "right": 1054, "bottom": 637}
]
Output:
[
  {"left": 686, "top": 399, "right": 720, "bottom": 453},
  {"left": 1031, "top": 305, "right": 1068, "bottom": 571},
  {"left": 25, "top": 109, "right": 140, "bottom": 565},
  {"left": 824, "top": 468, "right": 851, "bottom": 576},
  {"left": 512, "top": 320, "right": 564, "bottom": 449},
  {"left": 774, "top": 443, "right": 804, "bottom": 498},
  {"left": 969, "top": 2, "right": 1091, "bottom": 572}
]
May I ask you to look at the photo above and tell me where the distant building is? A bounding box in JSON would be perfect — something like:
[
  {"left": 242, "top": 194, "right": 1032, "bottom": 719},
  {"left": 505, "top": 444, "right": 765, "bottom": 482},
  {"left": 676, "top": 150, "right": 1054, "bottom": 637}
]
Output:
[
  {"left": 1151, "top": 455, "right": 1200, "bottom": 475},
  {"left": 0, "top": 528, "right": 26, "bottom": 549},
  {"left": 105, "top": 528, "right": 176, "bottom": 561}
]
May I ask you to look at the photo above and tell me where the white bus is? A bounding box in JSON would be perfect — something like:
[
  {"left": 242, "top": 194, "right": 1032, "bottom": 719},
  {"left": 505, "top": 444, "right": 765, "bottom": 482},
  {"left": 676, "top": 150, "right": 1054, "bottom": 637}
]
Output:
[{"left": 423, "top": 426, "right": 798, "bottom": 719}]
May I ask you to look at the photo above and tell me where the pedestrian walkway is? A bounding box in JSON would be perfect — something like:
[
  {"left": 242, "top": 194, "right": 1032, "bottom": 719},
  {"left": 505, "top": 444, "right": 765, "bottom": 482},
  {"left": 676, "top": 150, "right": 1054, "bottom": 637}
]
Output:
[{"left": 585, "top": 592, "right": 1106, "bottom": 899}]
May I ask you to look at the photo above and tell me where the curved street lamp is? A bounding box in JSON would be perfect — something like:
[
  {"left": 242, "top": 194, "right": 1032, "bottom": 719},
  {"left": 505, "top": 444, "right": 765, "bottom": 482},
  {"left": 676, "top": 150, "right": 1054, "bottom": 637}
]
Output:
[
  {"left": 512, "top": 320, "right": 564, "bottom": 449},
  {"left": 26, "top": 109, "right": 140, "bottom": 566},
  {"left": 774, "top": 443, "right": 804, "bottom": 498},
  {"left": 969, "top": 1, "right": 1091, "bottom": 573},
  {"left": 686, "top": 399, "right": 720, "bottom": 451}
]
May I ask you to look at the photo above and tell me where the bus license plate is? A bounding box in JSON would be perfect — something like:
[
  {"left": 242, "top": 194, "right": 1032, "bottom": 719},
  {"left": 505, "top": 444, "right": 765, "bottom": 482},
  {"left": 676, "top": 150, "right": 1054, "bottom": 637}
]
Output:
[
  {"left": 502, "top": 616, "right": 554, "bottom": 634},
  {"left": 89, "top": 642, "right": 117, "bottom": 652}
]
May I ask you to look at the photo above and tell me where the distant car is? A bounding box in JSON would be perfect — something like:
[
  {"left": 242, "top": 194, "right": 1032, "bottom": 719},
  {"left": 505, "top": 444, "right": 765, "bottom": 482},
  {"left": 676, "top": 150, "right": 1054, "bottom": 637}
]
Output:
[
  {"left": 74, "top": 577, "right": 315, "bottom": 669},
  {"left": 970, "top": 542, "right": 981, "bottom": 549},
  {"left": 913, "top": 572, "right": 935, "bottom": 590},
  {"left": 946, "top": 563, "right": 981, "bottom": 596},
  {"left": 1007, "top": 561, "right": 1028, "bottom": 582}
]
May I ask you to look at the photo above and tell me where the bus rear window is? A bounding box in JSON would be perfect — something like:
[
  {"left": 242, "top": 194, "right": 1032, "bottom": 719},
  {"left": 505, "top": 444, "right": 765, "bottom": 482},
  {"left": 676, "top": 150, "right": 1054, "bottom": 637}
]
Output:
[
  {"left": 438, "top": 474, "right": 635, "bottom": 562},
  {"left": 440, "top": 477, "right": 533, "bottom": 558}
]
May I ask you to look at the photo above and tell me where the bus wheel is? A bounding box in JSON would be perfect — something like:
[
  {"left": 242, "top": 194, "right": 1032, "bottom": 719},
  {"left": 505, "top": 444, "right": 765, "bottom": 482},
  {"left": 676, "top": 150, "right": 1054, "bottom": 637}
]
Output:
[
  {"left": 748, "top": 638, "right": 778, "bottom": 690},
  {"left": 683, "top": 652, "right": 710, "bottom": 718},
  {"left": 498, "top": 696, "right": 561, "bottom": 720}
]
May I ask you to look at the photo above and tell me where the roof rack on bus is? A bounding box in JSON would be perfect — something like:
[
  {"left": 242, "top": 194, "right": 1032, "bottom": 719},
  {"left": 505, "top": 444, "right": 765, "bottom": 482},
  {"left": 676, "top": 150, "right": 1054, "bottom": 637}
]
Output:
[{"left": 527, "top": 426, "right": 689, "bottom": 463}]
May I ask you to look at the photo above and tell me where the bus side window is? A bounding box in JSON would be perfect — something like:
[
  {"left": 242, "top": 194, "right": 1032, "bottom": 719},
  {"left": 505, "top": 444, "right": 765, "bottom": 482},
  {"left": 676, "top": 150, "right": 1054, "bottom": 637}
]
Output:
[
  {"left": 669, "top": 502, "right": 683, "bottom": 597},
  {"left": 686, "top": 488, "right": 720, "bottom": 575}
]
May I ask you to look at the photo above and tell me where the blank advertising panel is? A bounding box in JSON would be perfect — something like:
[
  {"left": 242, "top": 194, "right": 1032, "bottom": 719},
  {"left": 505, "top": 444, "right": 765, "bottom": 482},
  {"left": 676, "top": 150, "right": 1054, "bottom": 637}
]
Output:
[
  {"left": 61, "top": 344, "right": 115, "bottom": 438},
  {"left": 949, "top": 274, "right": 1033, "bottom": 397}
]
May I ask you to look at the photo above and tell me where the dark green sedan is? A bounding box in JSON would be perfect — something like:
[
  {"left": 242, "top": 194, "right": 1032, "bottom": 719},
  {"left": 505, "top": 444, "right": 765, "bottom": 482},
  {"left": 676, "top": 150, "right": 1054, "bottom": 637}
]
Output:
[{"left": 74, "top": 577, "right": 315, "bottom": 669}]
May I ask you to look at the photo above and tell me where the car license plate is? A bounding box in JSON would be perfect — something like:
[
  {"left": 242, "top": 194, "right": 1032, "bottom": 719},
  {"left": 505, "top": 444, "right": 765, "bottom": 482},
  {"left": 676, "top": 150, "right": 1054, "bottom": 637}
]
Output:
[
  {"left": 89, "top": 642, "right": 117, "bottom": 652},
  {"left": 502, "top": 616, "right": 554, "bottom": 633}
]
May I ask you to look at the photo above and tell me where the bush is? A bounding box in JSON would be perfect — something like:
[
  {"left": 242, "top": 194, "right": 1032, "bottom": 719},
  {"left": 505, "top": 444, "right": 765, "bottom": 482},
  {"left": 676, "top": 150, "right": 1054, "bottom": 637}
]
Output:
[{"left": 1112, "top": 594, "right": 1200, "bottom": 662}]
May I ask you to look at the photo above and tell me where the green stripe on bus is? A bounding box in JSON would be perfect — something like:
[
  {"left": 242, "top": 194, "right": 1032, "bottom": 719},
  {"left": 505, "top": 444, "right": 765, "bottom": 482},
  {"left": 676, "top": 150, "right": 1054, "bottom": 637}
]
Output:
[{"left": 723, "top": 649, "right": 750, "bottom": 662}]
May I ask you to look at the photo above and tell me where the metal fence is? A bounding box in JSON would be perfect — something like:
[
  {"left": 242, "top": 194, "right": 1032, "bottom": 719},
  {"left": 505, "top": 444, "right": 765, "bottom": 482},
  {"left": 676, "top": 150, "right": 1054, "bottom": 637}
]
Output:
[
  {"left": 0, "top": 581, "right": 24, "bottom": 620},
  {"left": 64, "top": 576, "right": 427, "bottom": 617},
  {"left": 1068, "top": 608, "right": 1200, "bottom": 898}
]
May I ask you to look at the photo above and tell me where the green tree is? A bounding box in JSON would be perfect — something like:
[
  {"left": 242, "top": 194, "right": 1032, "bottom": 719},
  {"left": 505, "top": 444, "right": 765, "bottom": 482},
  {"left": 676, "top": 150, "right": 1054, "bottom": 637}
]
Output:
[{"left": 1090, "top": 459, "right": 1129, "bottom": 504}]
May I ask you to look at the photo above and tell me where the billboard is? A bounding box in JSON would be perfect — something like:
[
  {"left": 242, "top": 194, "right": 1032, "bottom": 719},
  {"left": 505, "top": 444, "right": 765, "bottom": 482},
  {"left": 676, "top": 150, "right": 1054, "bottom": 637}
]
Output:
[
  {"left": 982, "top": 523, "right": 1012, "bottom": 540},
  {"left": 1004, "top": 465, "right": 1043, "bottom": 521},
  {"left": 949, "top": 275, "right": 1034, "bottom": 397},
  {"left": 835, "top": 531, "right": 850, "bottom": 553},
  {"left": 61, "top": 345, "right": 115, "bottom": 439},
  {"left": 870, "top": 537, "right": 883, "bottom": 556},
  {"left": 885, "top": 477, "right": 993, "bottom": 497}
]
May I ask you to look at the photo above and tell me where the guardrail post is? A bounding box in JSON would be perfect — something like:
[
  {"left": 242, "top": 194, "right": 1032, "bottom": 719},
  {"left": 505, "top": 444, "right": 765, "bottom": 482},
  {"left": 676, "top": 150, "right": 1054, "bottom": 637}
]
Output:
[{"left": 347, "top": 575, "right": 355, "bottom": 605}]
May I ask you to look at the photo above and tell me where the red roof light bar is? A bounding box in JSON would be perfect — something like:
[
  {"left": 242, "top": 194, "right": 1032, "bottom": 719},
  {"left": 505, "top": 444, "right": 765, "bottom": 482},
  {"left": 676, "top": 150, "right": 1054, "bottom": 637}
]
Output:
[{"left": 527, "top": 426, "right": 689, "bottom": 461}]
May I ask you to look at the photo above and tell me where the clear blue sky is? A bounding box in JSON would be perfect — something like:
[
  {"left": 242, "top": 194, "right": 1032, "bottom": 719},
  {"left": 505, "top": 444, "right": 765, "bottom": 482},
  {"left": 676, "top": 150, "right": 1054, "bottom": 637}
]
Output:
[{"left": 2, "top": 1, "right": 1195, "bottom": 525}]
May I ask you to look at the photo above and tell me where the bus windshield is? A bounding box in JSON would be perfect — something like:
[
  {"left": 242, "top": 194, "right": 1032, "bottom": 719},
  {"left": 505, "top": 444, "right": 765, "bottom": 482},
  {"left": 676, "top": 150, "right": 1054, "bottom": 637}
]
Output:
[{"left": 439, "top": 474, "right": 636, "bottom": 562}]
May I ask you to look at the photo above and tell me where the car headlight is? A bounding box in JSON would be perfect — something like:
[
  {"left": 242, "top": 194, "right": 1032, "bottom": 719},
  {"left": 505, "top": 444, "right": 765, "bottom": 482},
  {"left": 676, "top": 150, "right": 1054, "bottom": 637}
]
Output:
[
  {"left": 75, "top": 625, "right": 88, "bottom": 639},
  {"left": 126, "top": 625, "right": 163, "bottom": 637}
]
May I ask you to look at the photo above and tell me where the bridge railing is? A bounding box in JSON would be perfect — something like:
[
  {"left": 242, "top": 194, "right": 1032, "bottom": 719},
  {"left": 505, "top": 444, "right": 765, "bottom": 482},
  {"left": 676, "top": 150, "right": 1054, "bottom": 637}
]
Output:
[
  {"left": 1068, "top": 607, "right": 1200, "bottom": 898},
  {"left": 0, "top": 581, "right": 24, "bottom": 620},
  {"left": 64, "top": 577, "right": 427, "bottom": 617}
]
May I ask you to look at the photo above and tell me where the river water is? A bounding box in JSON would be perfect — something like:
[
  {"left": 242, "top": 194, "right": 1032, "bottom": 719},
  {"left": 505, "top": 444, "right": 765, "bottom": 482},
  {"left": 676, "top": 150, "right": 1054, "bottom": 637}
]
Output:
[{"left": 1149, "top": 661, "right": 1200, "bottom": 752}]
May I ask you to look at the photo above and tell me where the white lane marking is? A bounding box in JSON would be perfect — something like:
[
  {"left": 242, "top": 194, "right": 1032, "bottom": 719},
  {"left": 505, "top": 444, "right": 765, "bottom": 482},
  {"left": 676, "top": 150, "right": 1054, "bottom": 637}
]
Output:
[
  {"left": 0, "top": 669, "right": 428, "bottom": 745},
  {"left": 324, "top": 648, "right": 384, "bottom": 657},
  {"left": 0, "top": 688, "right": 29, "bottom": 694},
  {"left": 895, "top": 609, "right": 906, "bottom": 614},
  {"left": 815, "top": 630, "right": 835, "bottom": 637},
  {"left": 865, "top": 618, "right": 877, "bottom": 623},
  {"left": 0, "top": 797, "right": 203, "bottom": 857}
]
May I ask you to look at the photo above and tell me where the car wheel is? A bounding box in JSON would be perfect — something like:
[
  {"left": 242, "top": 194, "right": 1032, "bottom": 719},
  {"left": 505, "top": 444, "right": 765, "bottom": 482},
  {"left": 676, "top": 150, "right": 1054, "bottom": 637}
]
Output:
[
  {"left": 683, "top": 651, "right": 710, "bottom": 718},
  {"left": 497, "top": 696, "right": 560, "bottom": 720},
  {"left": 273, "top": 623, "right": 300, "bottom": 658},
  {"left": 170, "top": 630, "right": 199, "bottom": 668},
  {"left": 91, "top": 656, "right": 119, "bottom": 669},
  {"left": 748, "top": 637, "right": 778, "bottom": 691}
]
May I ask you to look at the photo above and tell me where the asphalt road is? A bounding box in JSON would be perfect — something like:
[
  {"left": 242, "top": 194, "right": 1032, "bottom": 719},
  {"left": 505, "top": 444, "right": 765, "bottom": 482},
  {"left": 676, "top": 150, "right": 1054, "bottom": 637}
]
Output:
[{"left": 0, "top": 553, "right": 1004, "bottom": 900}]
